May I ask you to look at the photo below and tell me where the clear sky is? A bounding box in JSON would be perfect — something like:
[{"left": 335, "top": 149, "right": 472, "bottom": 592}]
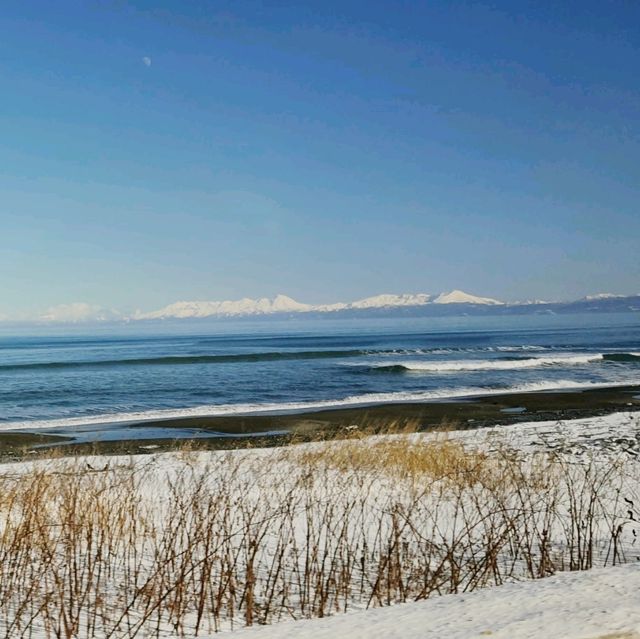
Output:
[{"left": 1, "top": 1, "right": 639, "bottom": 318}]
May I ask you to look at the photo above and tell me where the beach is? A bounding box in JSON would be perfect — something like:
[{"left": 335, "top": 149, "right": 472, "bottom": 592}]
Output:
[{"left": 2, "top": 383, "right": 639, "bottom": 458}]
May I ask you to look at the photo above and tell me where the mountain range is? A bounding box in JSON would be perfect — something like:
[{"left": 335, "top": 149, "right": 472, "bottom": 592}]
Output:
[
  {"left": 132, "top": 290, "right": 503, "bottom": 320},
  {"left": 11, "top": 290, "right": 639, "bottom": 323},
  {"left": 124, "top": 289, "right": 639, "bottom": 322}
]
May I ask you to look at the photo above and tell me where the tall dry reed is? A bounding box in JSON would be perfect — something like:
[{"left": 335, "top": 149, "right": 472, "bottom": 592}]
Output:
[{"left": 0, "top": 424, "right": 637, "bottom": 637}]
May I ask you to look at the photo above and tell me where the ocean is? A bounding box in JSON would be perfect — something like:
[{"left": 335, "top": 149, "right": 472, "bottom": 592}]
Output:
[{"left": 1, "top": 312, "right": 639, "bottom": 437}]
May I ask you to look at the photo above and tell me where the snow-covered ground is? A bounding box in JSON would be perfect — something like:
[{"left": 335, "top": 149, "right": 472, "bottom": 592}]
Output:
[
  {"left": 1, "top": 410, "right": 638, "bottom": 638},
  {"left": 435, "top": 409, "right": 640, "bottom": 458},
  {"left": 223, "top": 563, "right": 640, "bottom": 639},
  {"left": 226, "top": 410, "right": 638, "bottom": 639}
]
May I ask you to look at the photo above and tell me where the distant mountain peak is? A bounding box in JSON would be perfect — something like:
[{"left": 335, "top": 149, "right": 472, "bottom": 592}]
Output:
[
  {"left": 134, "top": 295, "right": 311, "bottom": 320},
  {"left": 583, "top": 293, "right": 626, "bottom": 301},
  {"left": 350, "top": 293, "right": 432, "bottom": 309},
  {"left": 271, "top": 294, "right": 311, "bottom": 311},
  {"left": 433, "top": 290, "right": 503, "bottom": 305}
]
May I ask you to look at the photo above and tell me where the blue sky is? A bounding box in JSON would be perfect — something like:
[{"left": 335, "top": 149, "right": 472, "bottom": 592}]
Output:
[{"left": 1, "top": 1, "right": 639, "bottom": 317}]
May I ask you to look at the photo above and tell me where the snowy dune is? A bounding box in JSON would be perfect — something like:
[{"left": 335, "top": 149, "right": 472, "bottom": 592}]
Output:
[
  {"left": 223, "top": 563, "right": 640, "bottom": 639},
  {"left": 445, "top": 409, "right": 640, "bottom": 458},
  {"left": 220, "top": 411, "right": 640, "bottom": 639},
  {"left": 1, "top": 410, "right": 639, "bottom": 637}
]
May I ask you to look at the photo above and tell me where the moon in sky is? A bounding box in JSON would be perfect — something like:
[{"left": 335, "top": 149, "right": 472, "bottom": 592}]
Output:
[{"left": 142, "top": 56, "right": 152, "bottom": 67}]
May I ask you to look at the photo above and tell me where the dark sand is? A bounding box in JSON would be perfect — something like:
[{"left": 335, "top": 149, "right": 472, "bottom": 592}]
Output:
[{"left": 2, "top": 385, "right": 639, "bottom": 460}]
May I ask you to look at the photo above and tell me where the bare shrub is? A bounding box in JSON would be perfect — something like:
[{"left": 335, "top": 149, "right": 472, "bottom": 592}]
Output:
[{"left": 0, "top": 424, "right": 637, "bottom": 637}]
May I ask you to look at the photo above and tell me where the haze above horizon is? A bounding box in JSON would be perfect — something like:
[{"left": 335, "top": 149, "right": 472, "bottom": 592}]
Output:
[{"left": 2, "top": 1, "right": 639, "bottom": 318}]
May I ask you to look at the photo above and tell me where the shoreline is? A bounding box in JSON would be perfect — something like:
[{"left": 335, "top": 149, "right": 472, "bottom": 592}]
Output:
[{"left": 1, "top": 383, "right": 639, "bottom": 459}]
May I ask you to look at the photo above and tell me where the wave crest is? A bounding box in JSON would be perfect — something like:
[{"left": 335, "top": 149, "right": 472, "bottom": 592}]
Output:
[{"left": 371, "top": 353, "right": 640, "bottom": 373}]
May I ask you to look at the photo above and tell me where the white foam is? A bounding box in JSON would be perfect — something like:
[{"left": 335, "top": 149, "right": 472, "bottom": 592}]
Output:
[
  {"left": 380, "top": 354, "right": 603, "bottom": 372},
  {"left": 495, "top": 345, "right": 548, "bottom": 352},
  {"left": 0, "top": 379, "right": 631, "bottom": 433}
]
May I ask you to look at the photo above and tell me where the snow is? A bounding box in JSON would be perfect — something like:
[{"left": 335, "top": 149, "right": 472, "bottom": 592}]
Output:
[
  {"left": 313, "top": 302, "right": 349, "bottom": 311},
  {"left": 1, "top": 409, "right": 639, "bottom": 637},
  {"left": 269, "top": 294, "right": 311, "bottom": 312},
  {"left": 433, "top": 289, "right": 504, "bottom": 305},
  {"left": 134, "top": 294, "right": 312, "bottom": 319},
  {"left": 134, "top": 292, "right": 437, "bottom": 319},
  {"left": 348, "top": 293, "right": 432, "bottom": 309},
  {"left": 218, "top": 410, "right": 640, "bottom": 638},
  {"left": 8, "top": 291, "right": 640, "bottom": 323},
  {"left": 445, "top": 409, "right": 640, "bottom": 458},
  {"left": 131, "top": 290, "right": 505, "bottom": 319},
  {"left": 221, "top": 563, "right": 640, "bottom": 639}
]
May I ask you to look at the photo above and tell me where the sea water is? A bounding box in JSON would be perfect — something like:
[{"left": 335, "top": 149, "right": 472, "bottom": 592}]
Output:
[{"left": 0, "top": 313, "right": 639, "bottom": 437}]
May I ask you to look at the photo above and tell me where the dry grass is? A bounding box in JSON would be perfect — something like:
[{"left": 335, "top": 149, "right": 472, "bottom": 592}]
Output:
[
  {"left": 0, "top": 423, "right": 637, "bottom": 637},
  {"left": 297, "top": 430, "right": 494, "bottom": 484}
]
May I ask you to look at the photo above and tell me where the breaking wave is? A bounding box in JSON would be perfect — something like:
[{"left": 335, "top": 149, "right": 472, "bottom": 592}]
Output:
[{"left": 370, "top": 353, "right": 640, "bottom": 373}]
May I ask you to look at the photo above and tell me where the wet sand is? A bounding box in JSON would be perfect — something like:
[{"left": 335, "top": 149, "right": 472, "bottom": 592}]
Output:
[{"left": 2, "top": 385, "right": 639, "bottom": 459}]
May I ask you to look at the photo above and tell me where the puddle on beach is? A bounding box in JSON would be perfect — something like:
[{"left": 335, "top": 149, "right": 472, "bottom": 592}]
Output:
[
  {"left": 500, "top": 407, "right": 527, "bottom": 414},
  {"left": 22, "top": 424, "right": 290, "bottom": 447}
]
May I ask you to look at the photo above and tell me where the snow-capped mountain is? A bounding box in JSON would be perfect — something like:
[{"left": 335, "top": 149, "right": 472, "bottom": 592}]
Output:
[
  {"left": 133, "top": 290, "right": 501, "bottom": 320},
  {"left": 15, "top": 290, "right": 640, "bottom": 324},
  {"left": 583, "top": 293, "right": 626, "bottom": 301},
  {"left": 313, "top": 294, "right": 432, "bottom": 313},
  {"left": 433, "top": 290, "right": 503, "bottom": 305},
  {"left": 350, "top": 293, "right": 432, "bottom": 309},
  {"left": 134, "top": 295, "right": 311, "bottom": 320}
]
